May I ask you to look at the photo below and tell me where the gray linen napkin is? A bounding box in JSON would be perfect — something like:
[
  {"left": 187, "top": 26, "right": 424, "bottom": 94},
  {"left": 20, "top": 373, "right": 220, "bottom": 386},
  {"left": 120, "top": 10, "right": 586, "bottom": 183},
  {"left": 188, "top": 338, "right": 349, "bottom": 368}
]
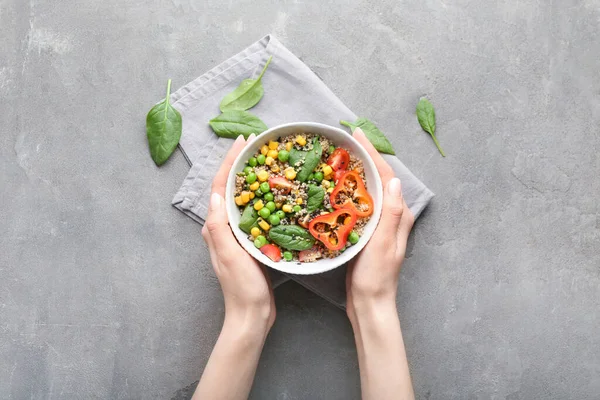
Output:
[{"left": 171, "top": 35, "right": 434, "bottom": 308}]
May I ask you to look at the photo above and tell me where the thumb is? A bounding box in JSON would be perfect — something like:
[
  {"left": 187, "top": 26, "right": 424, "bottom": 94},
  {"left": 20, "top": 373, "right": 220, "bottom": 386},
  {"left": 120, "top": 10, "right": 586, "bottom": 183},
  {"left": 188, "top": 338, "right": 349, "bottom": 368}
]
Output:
[
  {"left": 205, "top": 192, "right": 236, "bottom": 258},
  {"left": 372, "top": 178, "right": 404, "bottom": 242}
]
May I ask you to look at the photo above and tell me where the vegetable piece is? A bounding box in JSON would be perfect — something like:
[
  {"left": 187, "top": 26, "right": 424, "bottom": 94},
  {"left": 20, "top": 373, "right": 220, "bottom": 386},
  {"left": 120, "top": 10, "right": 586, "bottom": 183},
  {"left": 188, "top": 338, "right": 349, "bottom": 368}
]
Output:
[
  {"left": 269, "top": 224, "right": 315, "bottom": 251},
  {"left": 248, "top": 157, "right": 257, "bottom": 167},
  {"left": 416, "top": 98, "right": 445, "bottom": 157},
  {"left": 250, "top": 227, "right": 261, "bottom": 238},
  {"left": 239, "top": 204, "right": 260, "bottom": 234},
  {"left": 313, "top": 171, "right": 324, "bottom": 182},
  {"left": 263, "top": 192, "right": 274, "bottom": 202},
  {"left": 243, "top": 166, "right": 253, "bottom": 175},
  {"left": 275, "top": 210, "right": 286, "bottom": 219},
  {"left": 209, "top": 110, "right": 267, "bottom": 139},
  {"left": 340, "top": 118, "right": 395, "bottom": 155},
  {"left": 334, "top": 169, "right": 345, "bottom": 184},
  {"left": 254, "top": 235, "right": 268, "bottom": 249},
  {"left": 257, "top": 154, "right": 266, "bottom": 165},
  {"left": 293, "top": 205, "right": 302, "bottom": 213},
  {"left": 260, "top": 243, "right": 282, "bottom": 262},
  {"left": 219, "top": 56, "right": 273, "bottom": 112},
  {"left": 268, "top": 176, "right": 293, "bottom": 194},
  {"left": 258, "top": 219, "right": 270, "bottom": 231},
  {"left": 259, "top": 207, "right": 271, "bottom": 219},
  {"left": 328, "top": 145, "right": 336, "bottom": 154},
  {"left": 246, "top": 172, "right": 257, "bottom": 184},
  {"left": 297, "top": 214, "right": 311, "bottom": 229},
  {"left": 327, "top": 148, "right": 350, "bottom": 172},
  {"left": 254, "top": 200, "right": 264, "bottom": 211},
  {"left": 268, "top": 214, "right": 280, "bottom": 226},
  {"left": 146, "top": 79, "right": 182, "bottom": 166},
  {"left": 348, "top": 231, "right": 360, "bottom": 245},
  {"left": 278, "top": 149, "right": 289, "bottom": 162},
  {"left": 265, "top": 201, "right": 276, "bottom": 212},
  {"left": 283, "top": 251, "right": 293, "bottom": 261},
  {"left": 295, "top": 135, "right": 307, "bottom": 146},
  {"left": 298, "top": 247, "right": 322, "bottom": 263},
  {"left": 289, "top": 148, "right": 307, "bottom": 167},
  {"left": 307, "top": 184, "right": 325, "bottom": 212},
  {"left": 297, "top": 138, "right": 322, "bottom": 182},
  {"left": 330, "top": 171, "right": 374, "bottom": 218},
  {"left": 282, "top": 204, "right": 293, "bottom": 213},
  {"left": 259, "top": 182, "right": 270, "bottom": 193},
  {"left": 308, "top": 208, "right": 357, "bottom": 251},
  {"left": 249, "top": 182, "right": 260, "bottom": 191},
  {"left": 257, "top": 170, "right": 269, "bottom": 182}
]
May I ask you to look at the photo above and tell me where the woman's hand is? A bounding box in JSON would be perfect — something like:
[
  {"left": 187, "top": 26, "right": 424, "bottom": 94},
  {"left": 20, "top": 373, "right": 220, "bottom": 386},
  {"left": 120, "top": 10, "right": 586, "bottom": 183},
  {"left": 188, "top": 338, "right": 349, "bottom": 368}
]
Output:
[
  {"left": 194, "top": 134, "right": 275, "bottom": 400},
  {"left": 346, "top": 127, "right": 415, "bottom": 400}
]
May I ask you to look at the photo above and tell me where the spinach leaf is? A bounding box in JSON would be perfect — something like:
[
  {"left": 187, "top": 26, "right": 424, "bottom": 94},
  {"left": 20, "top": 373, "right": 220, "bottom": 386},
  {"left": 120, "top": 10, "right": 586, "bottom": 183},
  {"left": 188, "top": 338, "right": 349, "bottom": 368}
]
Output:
[
  {"left": 209, "top": 110, "right": 267, "bottom": 139},
  {"left": 269, "top": 224, "right": 315, "bottom": 251},
  {"left": 289, "top": 148, "right": 307, "bottom": 167},
  {"left": 146, "top": 79, "right": 182, "bottom": 166},
  {"left": 307, "top": 185, "right": 325, "bottom": 212},
  {"left": 220, "top": 56, "right": 273, "bottom": 112},
  {"left": 416, "top": 98, "right": 445, "bottom": 157},
  {"left": 238, "top": 203, "right": 259, "bottom": 234},
  {"left": 340, "top": 118, "right": 396, "bottom": 155},
  {"left": 297, "top": 138, "right": 322, "bottom": 182}
]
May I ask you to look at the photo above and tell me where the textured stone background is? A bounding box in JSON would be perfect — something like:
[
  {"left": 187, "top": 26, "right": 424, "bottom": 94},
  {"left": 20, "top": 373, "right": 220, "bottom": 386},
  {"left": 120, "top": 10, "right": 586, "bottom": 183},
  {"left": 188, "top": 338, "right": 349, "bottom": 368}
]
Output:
[{"left": 1, "top": 0, "right": 599, "bottom": 399}]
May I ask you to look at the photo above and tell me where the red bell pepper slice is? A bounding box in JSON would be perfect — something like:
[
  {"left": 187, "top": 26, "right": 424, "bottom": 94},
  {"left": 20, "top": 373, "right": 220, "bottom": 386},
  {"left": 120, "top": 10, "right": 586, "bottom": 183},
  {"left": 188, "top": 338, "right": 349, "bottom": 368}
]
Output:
[
  {"left": 268, "top": 176, "right": 292, "bottom": 194},
  {"left": 330, "top": 171, "right": 374, "bottom": 218},
  {"left": 308, "top": 208, "right": 357, "bottom": 251},
  {"left": 260, "top": 244, "right": 282, "bottom": 262}
]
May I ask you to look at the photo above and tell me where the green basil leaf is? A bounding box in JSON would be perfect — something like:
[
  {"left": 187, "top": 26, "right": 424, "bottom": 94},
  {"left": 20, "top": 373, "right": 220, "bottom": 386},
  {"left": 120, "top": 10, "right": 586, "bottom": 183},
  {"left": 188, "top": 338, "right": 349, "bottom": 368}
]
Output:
[
  {"left": 238, "top": 203, "right": 260, "bottom": 234},
  {"left": 209, "top": 110, "right": 268, "bottom": 139},
  {"left": 289, "top": 148, "right": 307, "bottom": 167},
  {"left": 220, "top": 56, "right": 273, "bottom": 112},
  {"left": 297, "top": 139, "right": 322, "bottom": 182},
  {"left": 269, "top": 224, "right": 315, "bottom": 251},
  {"left": 340, "top": 118, "right": 395, "bottom": 155},
  {"left": 416, "top": 98, "right": 445, "bottom": 157},
  {"left": 307, "top": 185, "right": 325, "bottom": 212},
  {"left": 146, "top": 79, "right": 182, "bottom": 166}
]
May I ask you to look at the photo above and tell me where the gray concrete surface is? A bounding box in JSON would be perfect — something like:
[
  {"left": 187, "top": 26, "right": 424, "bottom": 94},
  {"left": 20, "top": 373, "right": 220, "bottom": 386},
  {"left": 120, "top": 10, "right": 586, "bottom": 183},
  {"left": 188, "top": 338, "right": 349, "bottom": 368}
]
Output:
[{"left": 1, "top": 0, "right": 599, "bottom": 398}]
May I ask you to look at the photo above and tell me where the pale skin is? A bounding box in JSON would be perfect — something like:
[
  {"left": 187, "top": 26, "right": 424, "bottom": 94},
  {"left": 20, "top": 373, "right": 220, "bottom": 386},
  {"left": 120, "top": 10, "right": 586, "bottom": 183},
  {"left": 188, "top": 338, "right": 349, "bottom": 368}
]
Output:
[{"left": 193, "top": 128, "right": 415, "bottom": 400}]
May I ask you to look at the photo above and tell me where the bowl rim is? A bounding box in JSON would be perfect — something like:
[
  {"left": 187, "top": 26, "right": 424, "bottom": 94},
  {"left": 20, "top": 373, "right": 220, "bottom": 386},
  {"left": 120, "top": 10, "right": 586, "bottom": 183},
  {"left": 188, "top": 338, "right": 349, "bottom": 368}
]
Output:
[{"left": 225, "top": 121, "right": 383, "bottom": 275}]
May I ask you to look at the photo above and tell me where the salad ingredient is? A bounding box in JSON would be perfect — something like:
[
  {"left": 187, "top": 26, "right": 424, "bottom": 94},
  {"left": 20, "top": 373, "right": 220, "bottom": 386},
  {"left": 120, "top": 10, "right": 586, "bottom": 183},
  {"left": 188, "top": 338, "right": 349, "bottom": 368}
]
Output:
[
  {"left": 268, "top": 176, "right": 293, "bottom": 194},
  {"left": 248, "top": 157, "right": 257, "bottom": 167},
  {"left": 259, "top": 243, "right": 282, "bottom": 262},
  {"left": 298, "top": 247, "right": 322, "bottom": 263},
  {"left": 307, "top": 184, "right": 325, "bottom": 212},
  {"left": 258, "top": 219, "right": 270, "bottom": 231},
  {"left": 257, "top": 170, "right": 269, "bottom": 182},
  {"left": 308, "top": 208, "right": 357, "bottom": 251},
  {"left": 254, "top": 235, "right": 268, "bottom": 249},
  {"left": 257, "top": 154, "right": 266, "bottom": 165},
  {"left": 269, "top": 225, "right": 315, "bottom": 251},
  {"left": 289, "top": 148, "right": 307, "bottom": 166},
  {"left": 283, "top": 251, "right": 293, "bottom": 261},
  {"left": 264, "top": 192, "right": 274, "bottom": 201},
  {"left": 209, "top": 110, "right": 267, "bottom": 139},
  {"left": 220, "top": 56, "right": 273, "bottom": 112},
  {"left": 246, "top": 172, "right": 257, "bottom": 184},
  {"left": 146, "top": 79, "right": 182, "bottom": 166},
  {"left": 278, "top": 149, "right": 289, "bottom": 162},
  {"left": 250, "top": 227, "right": 261, "bottom": 238},
  {"left": 239, "top": 204, "right": 259, "bottom": 234},
  {"left": 330, "top": 171, "right": 374, "bottom": 218},
  {"left": 340, "top": 118, "right": 395, "bottom": 155},
  {"left": 259, "top": 208, "right": 271, "bottom": 219},
  {"left": 348, "top": 231, "right": 360, "bottom": 245},
  {"left": 416, "top": 98, "right": 445, "bottom": 157},
  {"left": 297, "top": 138, "right": 322, "bottom": 182},
  {"left": 268, "top": 214, "right": 280, "bottom": 226},
  {"left": 259, "top": 182, "right": 270, "bottom": 193},
  {"left": 327, "top": 148, "right": 350, "bottom": 172}
]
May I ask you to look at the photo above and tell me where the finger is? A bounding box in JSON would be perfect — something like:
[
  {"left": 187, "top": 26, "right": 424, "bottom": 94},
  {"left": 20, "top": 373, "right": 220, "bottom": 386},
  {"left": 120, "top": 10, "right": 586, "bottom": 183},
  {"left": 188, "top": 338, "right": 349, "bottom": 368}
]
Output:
[
  {"left": 202, "top": 224, "right": 221, "bottom": 275},
  {"left": 397, "top": 198, "right": 414, "bottom": 243},
  {"left": 211, "top": 135, "right": 247, "bottom": 197},
  {"left": 205, "top": 192, "right": 237, "bottom": 262},
  {"left": 372, "top": 177, "right": 404, "bottom": 244},
  {"left": 353, "top": 127, "right": 395, "bottom": 185}
]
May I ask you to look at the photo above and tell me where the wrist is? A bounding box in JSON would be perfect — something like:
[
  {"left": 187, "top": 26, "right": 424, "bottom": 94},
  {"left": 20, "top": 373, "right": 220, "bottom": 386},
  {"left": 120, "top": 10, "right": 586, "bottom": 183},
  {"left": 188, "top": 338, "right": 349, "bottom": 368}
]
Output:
[
  {"left": 223, "top": 306, "right": 271, "bottom": 341},
  {"left": 348, "top": 296, "right": 398, "bottom": 333}
]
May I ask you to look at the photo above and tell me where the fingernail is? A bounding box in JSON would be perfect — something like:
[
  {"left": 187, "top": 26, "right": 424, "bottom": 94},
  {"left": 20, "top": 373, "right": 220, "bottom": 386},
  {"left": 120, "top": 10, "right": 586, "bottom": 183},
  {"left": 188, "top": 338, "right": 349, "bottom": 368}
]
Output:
[
  {"left": 234, "top": 135, "right": 245, "bottom": 144},
  {"left": 210, "top": 192, "right": 222, "bottom": 210},
  {"left": 353, "top": 127, "right": 364, "bottom": 136},
  {"left": 387, "top": 178, "right": 402, "bottom": 197},
  {"left": 248, "top": 133, "right": 256, "bottom": 142}
]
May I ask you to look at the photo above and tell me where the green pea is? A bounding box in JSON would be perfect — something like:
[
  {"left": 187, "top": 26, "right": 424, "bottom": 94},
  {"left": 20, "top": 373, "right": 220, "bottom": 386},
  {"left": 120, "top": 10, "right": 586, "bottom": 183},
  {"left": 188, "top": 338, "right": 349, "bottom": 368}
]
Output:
[
  {"left": 254, "top": 235, "right": 267, "bottom": 248},
  {"left": 278, "top": 149, "right": 289, "bottom": 162},
  {"left": 264, "top": 192, "right": 274, "bottom": 202},
  {"left": 265, "top": 201, "right": 276, "bottom": 212},
  {"left": 257, "top": 154, "right": 266, "bottom": 165},
  {"left": 327, "top": 207, "right": 334, "bottom": 213},
  {"left": 329, "top": 145, "right": 336, "bottom": 154},
  {"left": 293, "top": 205, "right": 302, "bottom": 213},
  {"left": 243, "top": 166, "right": 253, "bottom": 175},
  {"left": 248, "top": 157, "right": 258, "bottom": 167},
  {"left": 275, "top": 210, "right": 286, "bottom": 219},
  {"left": 255, "top": 189, "right": 263, "bottom": 197},
  {"left": 308, "top": 173, "right": 315, "bottom": 181},
  {"left": 348, "top": 231, "right": 359, "bottom": 245},
  {"left": 313, "top": 171, "right": 324, "bottom": 182},
  {"left": 283, "top": 251, "right": 293, "bottom": 261},
  {"left": 260, "top": 182, "right": 270, "bottom": 193},
  {"left": 246, "top": 172, "right": 257, "bottom": 184},
  {"left": 268, "top": 214, "right": 280, "bottom": 226},
  {"left": 259, "top": 207, "right": 271, "bottom": 219}
]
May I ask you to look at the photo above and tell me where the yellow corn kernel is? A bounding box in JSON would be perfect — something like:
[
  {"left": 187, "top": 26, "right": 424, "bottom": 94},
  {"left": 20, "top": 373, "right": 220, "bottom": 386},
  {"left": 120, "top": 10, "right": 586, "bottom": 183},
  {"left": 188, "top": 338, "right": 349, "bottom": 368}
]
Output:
[
  {"left": 268, "top": 141, "right": 279, "bottom": 150},
  {"left": 241, "top": 191, "right": 251, "bottom": 204},
  {"left": 265, "top": 156, "right": 274, "bottom": 166},
  {"left": 257, "top": 170, "right": 269, "bottom": 182},
  {"left": 250, "top": 227, "right": 261, "bottom": 238},
  {"left": 275, "top": 202, "right": 282, "bottom": 209},
  {"left": 254, "top": 200, "right": 264, "bottom": 211},
  {"left": 295, "top": 135, "right": 306, "bottom": 146},
  {"left": 261, "top": 145, "right": 269, "bottom": 155},
  {"left": 344, "top": 216, "right": 352, "bottom": 225},
  {"left": 270, "top": 164, "right": 280, "bottom": 173},
  {"left": 285, "top": 142, "right": 293, "bottom": 151},
  {"left": 249, "top": 181, "right": 260, "bottom": 191},
  {"left": 267, "top": 149, "right": 278, "bottom": 159},
  {"left": 327, "top": 187, "right": 334, "bottom": 193},
  {"left": 258, "top": 219, "right": 270, "bottom": 231},
  {"left": 235, "top": 196, "right": 244, "bottom": 206},
  {"left": 322, "top": 165, "right": 333, "bottom": 177},
  {"left": 282, "top": 204, "right": 293, "bottom": 213},
  {"left": 296, "top": 198, "right": 303, "bottom": 205},
  {"left": 322, "top": 180, "right": 331, "bottom": 189},
  {"left": 284, "top": 168, "right": 296, "bottom": 180},
  {"left": 249, "top": 192, "right": 255, "bottom": 199}
]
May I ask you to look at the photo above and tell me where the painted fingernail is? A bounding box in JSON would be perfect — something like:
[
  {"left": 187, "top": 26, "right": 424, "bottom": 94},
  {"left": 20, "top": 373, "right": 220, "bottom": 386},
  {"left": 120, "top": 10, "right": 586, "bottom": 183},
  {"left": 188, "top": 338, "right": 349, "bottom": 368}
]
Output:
[
  {"left": 210, "top": 192, "right": 222, "bottom": 210},
  {"left": 387, "top": 178, "right": 401, "bottom": 197}
]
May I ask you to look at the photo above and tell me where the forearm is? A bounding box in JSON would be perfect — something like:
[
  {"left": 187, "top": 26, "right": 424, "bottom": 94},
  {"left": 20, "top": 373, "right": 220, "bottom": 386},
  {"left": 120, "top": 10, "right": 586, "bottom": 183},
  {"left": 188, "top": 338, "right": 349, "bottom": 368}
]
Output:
[
  {"left": 350, "top": 299, "right": 414, "bottom": 400},
  {"left": 193, "top": 315, "right": 268, "bottom": 400}
]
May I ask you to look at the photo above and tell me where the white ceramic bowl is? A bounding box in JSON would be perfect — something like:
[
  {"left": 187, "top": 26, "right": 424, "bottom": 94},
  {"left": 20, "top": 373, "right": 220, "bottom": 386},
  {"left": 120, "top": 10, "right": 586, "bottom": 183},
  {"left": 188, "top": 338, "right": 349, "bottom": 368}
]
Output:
[{"left": 225, "top": 122, "right": 383, "bottom": 275}]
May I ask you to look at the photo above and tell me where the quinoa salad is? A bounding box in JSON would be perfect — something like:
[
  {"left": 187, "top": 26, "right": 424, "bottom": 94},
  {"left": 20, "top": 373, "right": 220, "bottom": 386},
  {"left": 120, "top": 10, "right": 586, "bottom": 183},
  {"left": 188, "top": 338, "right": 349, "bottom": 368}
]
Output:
[{"left": 234, "top": 133, "right": 375, "bottom": 263}]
